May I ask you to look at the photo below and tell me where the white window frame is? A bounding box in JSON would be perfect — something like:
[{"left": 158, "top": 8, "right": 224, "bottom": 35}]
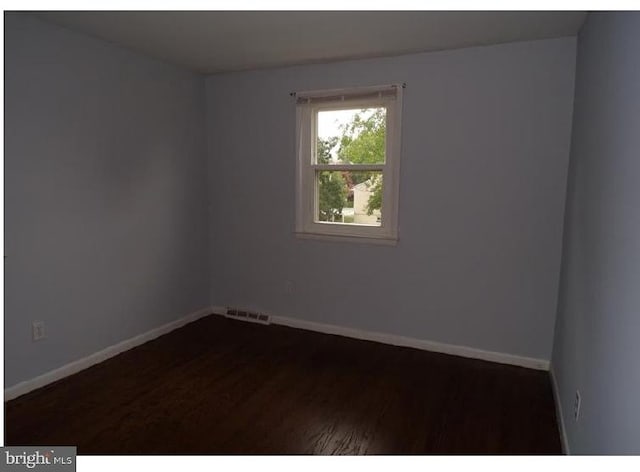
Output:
[{"left": 294, "top": 84, "right": 403, "bottom": 245}]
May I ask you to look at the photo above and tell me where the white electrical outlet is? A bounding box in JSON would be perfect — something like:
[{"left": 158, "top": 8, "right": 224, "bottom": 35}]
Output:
[
  {"left": 284, "top": 280, "right": 294, "bottom": 294},
  {"left": 32, "top": 321, "right": 46, "bottom": 341},
  {"left": 574, "top": 390, "right": 581, "bottom": 421}
]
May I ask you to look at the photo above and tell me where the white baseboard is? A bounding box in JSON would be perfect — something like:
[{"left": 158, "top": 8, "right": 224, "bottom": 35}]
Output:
[
  {"left": 550, "top": 367, "right": 570, "bottom": 454},
  {"left": 4, "top": 306, "right": 215, "bottom": 401},
  {"left": 210, "top": 306, "right": 549, "bottom": 370},
  {"left": 7, "top": 305, "right": 549, "bottom": 402}
]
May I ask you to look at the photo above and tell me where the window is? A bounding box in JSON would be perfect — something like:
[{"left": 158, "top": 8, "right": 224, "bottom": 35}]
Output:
[{"left": 294, "top": 84, "right": 403, "bottom": 244}]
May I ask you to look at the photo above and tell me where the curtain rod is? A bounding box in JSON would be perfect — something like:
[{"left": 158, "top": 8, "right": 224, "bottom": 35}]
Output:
[{"left": 289, "top": 82, "right": 406, "bottom": 97}]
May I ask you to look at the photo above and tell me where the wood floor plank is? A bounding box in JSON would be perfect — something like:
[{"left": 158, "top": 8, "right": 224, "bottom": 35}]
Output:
[{"left": 5, "top": 315, "right": 561, "bottom": 454}]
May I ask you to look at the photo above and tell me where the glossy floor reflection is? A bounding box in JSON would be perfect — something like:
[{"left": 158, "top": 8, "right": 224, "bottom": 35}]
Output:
[{"left": 6, "top": 315, "right": 561, "bottom": 454}]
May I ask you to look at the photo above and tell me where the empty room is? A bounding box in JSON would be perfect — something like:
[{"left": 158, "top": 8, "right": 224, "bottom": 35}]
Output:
[{"left": 3, "top": 7, "right": 640, "bottom": 465}]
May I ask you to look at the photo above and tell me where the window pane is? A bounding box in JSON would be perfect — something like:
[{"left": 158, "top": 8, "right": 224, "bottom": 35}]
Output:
[
  {"left": 316, "top": 108, "right": 386, "bottom": 165},
  {"left": 316, "top": 171, "right": 382, "bottom": 226}
]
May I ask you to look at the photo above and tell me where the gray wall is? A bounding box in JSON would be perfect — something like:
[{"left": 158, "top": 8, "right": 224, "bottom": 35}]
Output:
[
  {"left": 205, "top": 37, "right": 576, "bottom": 361},
  {"left": 551, "top": 12, "right": 640, "bottom": 454},
  {"left": 5, "top": 14, "right": 210, "bottom": 387}
]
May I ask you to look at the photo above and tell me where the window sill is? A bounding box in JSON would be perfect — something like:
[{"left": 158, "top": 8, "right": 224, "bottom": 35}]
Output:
[{"left": 294, "top": 231, "right": 398, "bottom": 246}]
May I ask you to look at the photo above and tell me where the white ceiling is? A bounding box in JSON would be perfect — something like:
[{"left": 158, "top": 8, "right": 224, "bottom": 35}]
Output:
[{"left": 37, "top": 11, "right": 587, "bottom": 75}]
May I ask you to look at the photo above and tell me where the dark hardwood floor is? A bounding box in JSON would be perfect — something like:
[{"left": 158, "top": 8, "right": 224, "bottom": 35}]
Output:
[{"left": 5, "top": 315, "right": 561, "bottom": 454}]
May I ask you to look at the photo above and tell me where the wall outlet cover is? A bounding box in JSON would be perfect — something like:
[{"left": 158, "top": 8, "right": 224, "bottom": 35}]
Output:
[
  {"left": 574, "top": 390, "right": 581, "bottom": 421},
  {"left": 32, "top": 321, "right": 46, "bottom": 341}
]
